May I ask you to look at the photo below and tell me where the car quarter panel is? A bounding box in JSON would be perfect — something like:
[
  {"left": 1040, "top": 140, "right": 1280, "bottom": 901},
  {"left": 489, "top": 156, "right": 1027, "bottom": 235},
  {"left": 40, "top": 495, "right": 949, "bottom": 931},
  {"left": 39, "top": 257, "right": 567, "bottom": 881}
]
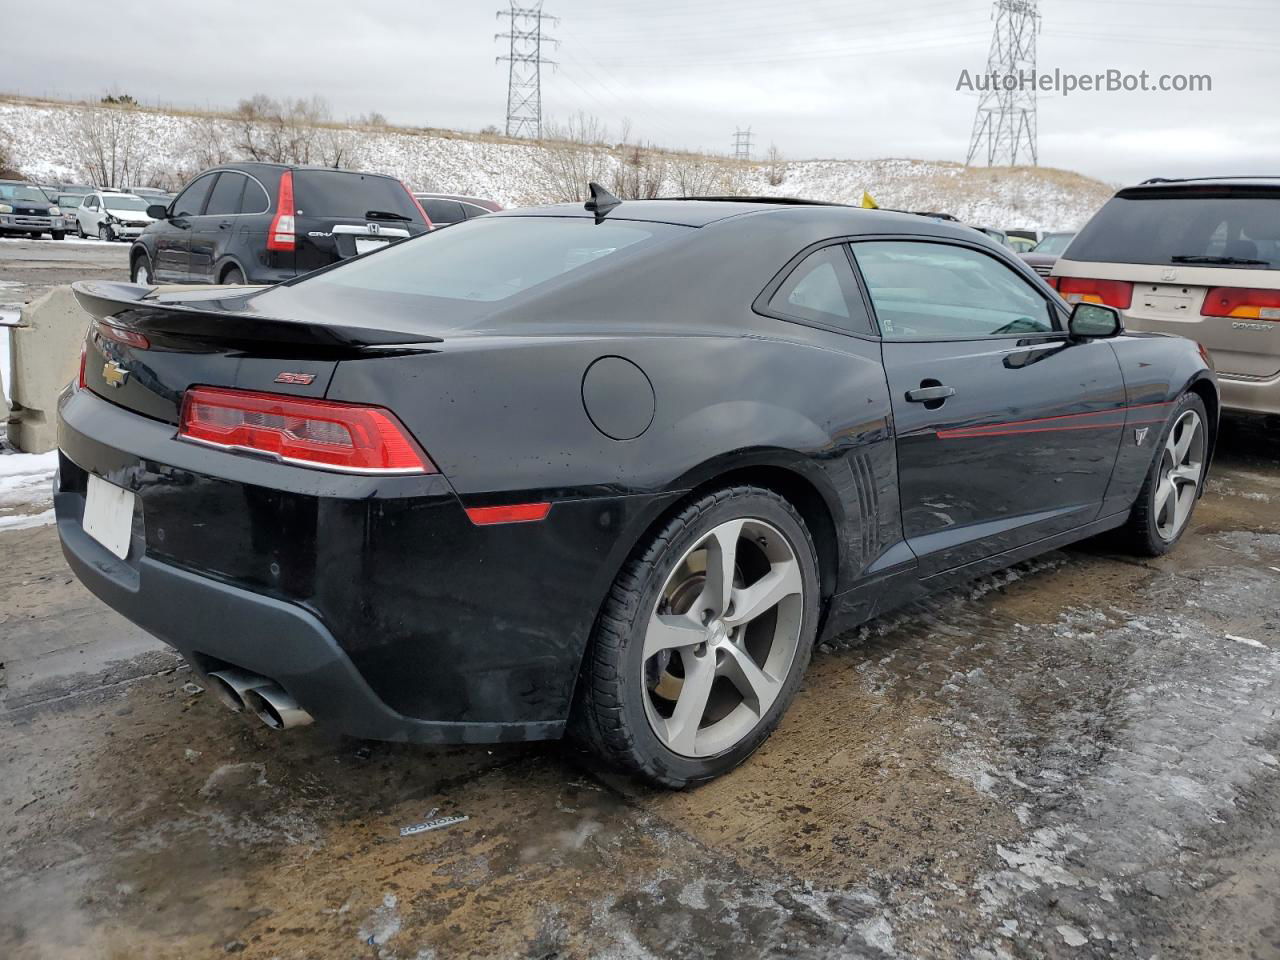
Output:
[{"left": 1100, "top": 333, "right": 1220, "bottom": 516}]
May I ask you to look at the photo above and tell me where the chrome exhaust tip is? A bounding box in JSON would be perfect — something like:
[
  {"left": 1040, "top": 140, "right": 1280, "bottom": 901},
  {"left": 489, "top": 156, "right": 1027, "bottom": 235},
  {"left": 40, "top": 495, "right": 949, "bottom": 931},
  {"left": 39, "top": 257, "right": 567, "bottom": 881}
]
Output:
[
  {"left": 243, "top": 684, "right": 314, "bottom": 730},
  {"left": 207, "top": 669, "right": 271, "bottom": 713}
]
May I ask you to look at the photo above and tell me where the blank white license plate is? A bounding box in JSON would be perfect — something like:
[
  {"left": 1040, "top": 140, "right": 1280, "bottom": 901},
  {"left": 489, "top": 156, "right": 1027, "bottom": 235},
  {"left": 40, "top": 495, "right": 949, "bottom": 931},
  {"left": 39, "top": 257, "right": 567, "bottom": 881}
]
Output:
[
  {"left": 84, "top": 474, "right": 136, "bottom": 560},
  {"left": 355, "top": 238, "right": 390, "bottom": 255}
]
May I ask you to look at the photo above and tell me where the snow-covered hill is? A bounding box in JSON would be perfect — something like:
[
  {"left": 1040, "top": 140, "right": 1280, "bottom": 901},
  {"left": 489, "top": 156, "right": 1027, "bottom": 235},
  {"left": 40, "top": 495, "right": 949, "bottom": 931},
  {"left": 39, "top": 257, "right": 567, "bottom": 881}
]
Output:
[{"left": 0, "top": 96, "right": 1113, "bottom": 232}]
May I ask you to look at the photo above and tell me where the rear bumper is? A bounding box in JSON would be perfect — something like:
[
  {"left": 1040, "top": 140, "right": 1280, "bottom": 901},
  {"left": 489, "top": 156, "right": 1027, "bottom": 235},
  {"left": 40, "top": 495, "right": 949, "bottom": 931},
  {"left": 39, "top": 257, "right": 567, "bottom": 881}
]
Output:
[
  {"left": 56, "top": 491, "right": 548, "bottom": 743},
  {"left": 1217, "top": 371, "right": 1280, "bottom": 416},
  {"left": 56, "top": 386, "right": 675, "bottom": 743}
]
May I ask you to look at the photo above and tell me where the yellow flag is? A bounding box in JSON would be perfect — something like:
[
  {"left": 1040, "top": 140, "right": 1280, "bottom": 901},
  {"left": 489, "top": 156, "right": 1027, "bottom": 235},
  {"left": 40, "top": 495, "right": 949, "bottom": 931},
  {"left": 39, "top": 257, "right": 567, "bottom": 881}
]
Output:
[{"left": 861, "top": 191, "right": 879, "bottom": 209}]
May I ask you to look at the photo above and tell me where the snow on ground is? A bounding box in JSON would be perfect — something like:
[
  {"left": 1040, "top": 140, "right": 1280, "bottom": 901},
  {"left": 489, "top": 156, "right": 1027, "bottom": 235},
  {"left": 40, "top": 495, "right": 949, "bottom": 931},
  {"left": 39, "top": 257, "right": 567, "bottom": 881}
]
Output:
[
  {"left": 0, "top": 449, "right": 59, "bottom": 530},
  {"left": 1, "top": 97, "right": 1114, "bottom": 232}
]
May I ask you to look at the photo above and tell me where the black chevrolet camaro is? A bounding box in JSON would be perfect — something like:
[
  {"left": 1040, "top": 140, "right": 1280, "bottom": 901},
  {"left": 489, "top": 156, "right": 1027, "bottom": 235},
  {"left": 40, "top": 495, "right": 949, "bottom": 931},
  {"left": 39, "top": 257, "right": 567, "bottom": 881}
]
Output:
[{"left": 56, "top": 195, "right": 1217, "bottom": 787}]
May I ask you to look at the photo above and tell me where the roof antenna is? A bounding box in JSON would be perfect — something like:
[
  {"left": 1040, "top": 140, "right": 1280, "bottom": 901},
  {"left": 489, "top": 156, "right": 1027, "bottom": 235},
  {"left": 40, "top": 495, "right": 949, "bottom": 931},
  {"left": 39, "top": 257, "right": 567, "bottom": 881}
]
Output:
[{"left": 584, "top": 182, "right": 621, "bottom": 223}]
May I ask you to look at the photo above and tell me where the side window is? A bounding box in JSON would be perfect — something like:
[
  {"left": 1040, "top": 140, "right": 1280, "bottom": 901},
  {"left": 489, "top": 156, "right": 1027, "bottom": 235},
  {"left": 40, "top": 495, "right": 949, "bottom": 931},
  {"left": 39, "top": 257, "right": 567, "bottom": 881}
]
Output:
[
  {"left": 422, "top": 198, "right": 464, "bottom": 224},
  {"left": 460, "top": 202, "right": 492, "bottom": 220},
  {"left": 85, "top": 195, "right": 99, "bottom": 211},
  {"left": 241, "top": 178, "right": 270, "bottom": 215},
  {"left": 766, "top": 244, "right": 872, "bottom": 335},
  {"left": 172, "top": 175, "right": 215, "bottom": 218},
  {"left": 204, "top": 173, "right": 245, "bottom": 216},
  {"left": 852, "top": 240, "right": 1055, "bottom": 339}
]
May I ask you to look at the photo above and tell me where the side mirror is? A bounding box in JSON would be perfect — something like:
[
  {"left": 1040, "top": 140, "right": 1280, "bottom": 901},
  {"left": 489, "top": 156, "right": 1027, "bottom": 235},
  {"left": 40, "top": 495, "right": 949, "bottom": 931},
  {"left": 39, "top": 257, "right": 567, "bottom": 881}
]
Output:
[
  {"left": 1069, "top": 302, "right": 1122, "bottom": 339},
  {"left": 146, "top": 204, "right": 169, "bottom": 220}
]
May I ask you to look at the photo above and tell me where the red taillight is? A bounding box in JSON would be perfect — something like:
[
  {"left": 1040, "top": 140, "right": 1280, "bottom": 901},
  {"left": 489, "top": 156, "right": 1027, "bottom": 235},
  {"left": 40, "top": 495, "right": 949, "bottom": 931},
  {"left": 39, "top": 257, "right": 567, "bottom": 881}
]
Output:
[
  {"left": 1200, "top": 286, "right": 1280, "bottom": 320},
  {"left": 1045, "top": 275, "right": 1061, "bottom": 291},
  {"left": 1057, "top": 277, "right": 1133, "bottom": 310},
  {"left": 465, "top": 503, "right": 552, "bottom": 525},
  {"left": 94, "top": 318, "right": 149, "bottom": 349},
  {"left": 179, "top": 386, "right": 435, "bottom": 475},
  {"left": 267, "top": 170, "right": 296, "bottom": 251},
  {"left": 78, "top": 342, "right": 87, "bottom": 389},
  {"left": 402, "top": 182, "right": 433, "bottom": 229}
]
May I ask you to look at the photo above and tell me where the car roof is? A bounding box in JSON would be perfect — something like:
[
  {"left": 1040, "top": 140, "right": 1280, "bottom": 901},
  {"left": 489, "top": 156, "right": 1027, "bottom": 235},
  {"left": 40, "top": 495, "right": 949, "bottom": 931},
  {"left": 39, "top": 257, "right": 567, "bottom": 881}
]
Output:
[
  {"left": 214, "top": 161, "right": 401, "bottom": 179},
  {"left": 491, "top": 198, "right": 989, "bottom": 237}
]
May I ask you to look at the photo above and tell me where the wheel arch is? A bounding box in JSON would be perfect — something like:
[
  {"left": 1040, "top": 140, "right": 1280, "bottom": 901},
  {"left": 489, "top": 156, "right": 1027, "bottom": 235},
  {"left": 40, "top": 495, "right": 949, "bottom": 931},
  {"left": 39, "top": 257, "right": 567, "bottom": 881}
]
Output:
[
  {"left": 1185, "top": 372, "right": 1220, "bottom": 472},
  {"left": 215, "top": 255, "right": 249, "bottom": 284}
]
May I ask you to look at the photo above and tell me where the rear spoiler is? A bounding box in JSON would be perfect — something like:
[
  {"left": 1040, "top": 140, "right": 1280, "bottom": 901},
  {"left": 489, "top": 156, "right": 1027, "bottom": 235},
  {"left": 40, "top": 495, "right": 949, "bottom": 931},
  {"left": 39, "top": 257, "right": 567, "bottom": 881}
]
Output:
[{"left": 71, "top": 281, "right": 442, "bottom": 354}]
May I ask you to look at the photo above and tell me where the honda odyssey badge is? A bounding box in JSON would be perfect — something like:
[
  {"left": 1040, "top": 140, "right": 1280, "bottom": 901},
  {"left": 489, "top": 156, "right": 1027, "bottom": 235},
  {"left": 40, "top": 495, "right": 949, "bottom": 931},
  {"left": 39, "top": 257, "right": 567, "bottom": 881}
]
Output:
[{"left": 102, "top": 360, "right": 129, "bottom": 388}]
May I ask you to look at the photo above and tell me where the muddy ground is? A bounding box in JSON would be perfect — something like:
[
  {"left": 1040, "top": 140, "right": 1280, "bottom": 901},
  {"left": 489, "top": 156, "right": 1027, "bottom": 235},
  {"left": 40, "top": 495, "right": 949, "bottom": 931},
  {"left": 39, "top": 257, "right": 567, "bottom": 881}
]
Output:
[{"left": 2, "top": 245, "right": 1280, "bottom": 958}]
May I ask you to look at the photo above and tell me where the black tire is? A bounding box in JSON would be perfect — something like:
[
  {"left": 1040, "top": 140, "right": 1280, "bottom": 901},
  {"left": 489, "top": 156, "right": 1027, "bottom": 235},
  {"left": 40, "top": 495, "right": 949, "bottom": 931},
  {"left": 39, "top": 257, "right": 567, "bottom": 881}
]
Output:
[
  {"left": 571, "top": 485, "right": 821, "bottom": 788},
  {"left": 29, "top": 232, "right": 42, "bottom": 240},
  {"left": 98, "top": 224, "right": 114, "bottom": 243},
  {"left": 130, "top": 253, "right": 153, "bottom": 285},
  {"left": 76, "top": 222, "right": 86, "bottom": 239},
  {"left": 221, "top": 265, "right": 245, "bottom": 285},
  {"left": 51, "top": 231, "right": 65, "bottom": 241},
  {"left": 1120, "top": 391, "right": 1209, "bottom": 557}
]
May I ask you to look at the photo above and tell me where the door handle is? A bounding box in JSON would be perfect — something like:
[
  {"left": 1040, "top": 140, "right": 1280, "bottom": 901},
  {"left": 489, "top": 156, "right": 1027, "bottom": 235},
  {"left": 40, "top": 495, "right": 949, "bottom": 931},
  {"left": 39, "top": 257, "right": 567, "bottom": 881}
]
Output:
[{"left": 906, "top": 385, "right": 956, "bottom": 403}]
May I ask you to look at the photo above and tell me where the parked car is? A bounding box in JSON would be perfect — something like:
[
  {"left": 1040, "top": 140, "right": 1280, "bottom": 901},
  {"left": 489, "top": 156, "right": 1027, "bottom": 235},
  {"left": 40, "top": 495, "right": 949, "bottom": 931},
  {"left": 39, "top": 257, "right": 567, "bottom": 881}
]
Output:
[
  {"left": 55, "top": 193, "right": 87, "bottom": 217},
  {"left": 1053, "top": 176, "right": 1279, "bottom": 417},
  {"left": 413, "top": 193, "right": 503, "bottom": 227},
  {"left": 128, "top": 186, "right": 176, "bottom": 206},
  {"left": 60, "top": 196, "right": 1217, "bottom": 786},
  {"left": 970, "top": 225, "right": 1014, "bottom": 250},
  {"left": 1019, "top": 231, "right": 1076, "bottom": 279},
  {"left": 0, "top": 181, "right": 67, "bottom": 239},
  {"left": 75, "top": 192, "right": 156, "bottom": 241},
  {"left": 1007, "top": 235, "right": 1037, "bottom": 254},
  {"left": 130, "top": 162, "right": 432, "bottom": 286}
]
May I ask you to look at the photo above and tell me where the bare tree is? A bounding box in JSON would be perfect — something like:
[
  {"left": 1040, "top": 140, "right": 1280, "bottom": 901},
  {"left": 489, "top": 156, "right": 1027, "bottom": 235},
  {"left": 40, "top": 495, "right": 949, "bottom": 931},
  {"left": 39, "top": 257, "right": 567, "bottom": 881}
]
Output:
[
  {"left": 534, "top": 112, "right": 610, "bottom": 202},
  {"left": 0, "top": 131, "right": 21, "bottom": 179},
  {"left": 765, "top": 143, "right": 787, "bottom": 187},
  {"left": 66, "top": 105, "right": 146, "bottom": 187},
  {"left": 610, "top": 142, "right": 667, "bottom": 200},
  {"left": 232, "top": 94, "right": 354, "bottom": 167},
  {"left": 183, "top": 114, "right": 234, "bottom": 170},
  {"left": 669, "top": 155, "right": 746, "bottom": 197}
]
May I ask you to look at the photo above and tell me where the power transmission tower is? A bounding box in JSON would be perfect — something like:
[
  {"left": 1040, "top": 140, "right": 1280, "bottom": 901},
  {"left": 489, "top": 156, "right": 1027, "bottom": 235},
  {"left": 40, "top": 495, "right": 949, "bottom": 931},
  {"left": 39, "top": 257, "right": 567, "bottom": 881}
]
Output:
[
  {"left": 496, "top": 2, "right": 558, "bottom": 139},
  {"left": 733, "top": 127, "right": 754, "bottom": 161},
  {"left": 965, "top": 0, "right": 1040, "bottom": 167}
]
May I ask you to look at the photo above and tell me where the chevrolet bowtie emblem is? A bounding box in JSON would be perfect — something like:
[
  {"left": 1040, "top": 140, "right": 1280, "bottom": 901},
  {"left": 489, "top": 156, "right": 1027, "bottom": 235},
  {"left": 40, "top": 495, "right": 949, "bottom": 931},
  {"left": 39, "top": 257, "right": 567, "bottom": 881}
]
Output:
[{"left": 102, "top": 360, "right": 129, "bottom": 388}]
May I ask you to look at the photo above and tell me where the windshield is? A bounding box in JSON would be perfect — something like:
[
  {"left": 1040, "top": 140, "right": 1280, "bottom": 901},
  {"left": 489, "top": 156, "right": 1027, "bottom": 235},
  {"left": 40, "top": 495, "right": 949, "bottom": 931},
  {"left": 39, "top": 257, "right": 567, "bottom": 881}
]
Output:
[
  {"left": 0, "top": 184, "right": 51, "bottom": 203},
  {"left": 1033, "top": 233, "right": 1075, "bottom": 255},
  {"left": 1067, "top": 192, "right": 1280, "bottom": 269},
  {"left": 103, "top": 196, "right": 150, "bottom": 212},
  {"left": 297, "top": 216, "right": 685, "bottom": 307},
  {"left": 58, "top": 195, "right": 85, "bottom": 208}
]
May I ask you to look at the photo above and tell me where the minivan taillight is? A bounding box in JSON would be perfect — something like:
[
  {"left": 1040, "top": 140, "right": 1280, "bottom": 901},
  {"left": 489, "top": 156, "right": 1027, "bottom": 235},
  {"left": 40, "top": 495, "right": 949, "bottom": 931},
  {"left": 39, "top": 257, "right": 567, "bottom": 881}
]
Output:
[
  {"left": 267, "top": 170, "right": 296, "bottom": 251},
  {"left": 179, "top": 387, "right": 435, "bottom": 475},
  {"left": 1056, "top": 277, "right": 1134, "bottom": 310},
  {"left": 1201, "top": 287, "right": 1280, "bottom": 320}
]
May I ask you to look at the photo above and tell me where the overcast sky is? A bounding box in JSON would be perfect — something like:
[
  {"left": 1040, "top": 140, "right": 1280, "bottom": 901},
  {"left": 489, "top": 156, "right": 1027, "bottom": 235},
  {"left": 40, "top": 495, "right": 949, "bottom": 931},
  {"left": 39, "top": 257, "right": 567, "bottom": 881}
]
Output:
[{"left": 3, "top": 0, "right": 1275, "bottom": 184}]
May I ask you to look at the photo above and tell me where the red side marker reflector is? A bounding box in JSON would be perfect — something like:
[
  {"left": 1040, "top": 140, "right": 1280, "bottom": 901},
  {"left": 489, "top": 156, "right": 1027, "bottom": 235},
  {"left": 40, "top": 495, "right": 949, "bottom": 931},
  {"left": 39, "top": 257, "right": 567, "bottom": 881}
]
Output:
[{"left": 465, "top": 503, "right": 552, "bottom": 526}]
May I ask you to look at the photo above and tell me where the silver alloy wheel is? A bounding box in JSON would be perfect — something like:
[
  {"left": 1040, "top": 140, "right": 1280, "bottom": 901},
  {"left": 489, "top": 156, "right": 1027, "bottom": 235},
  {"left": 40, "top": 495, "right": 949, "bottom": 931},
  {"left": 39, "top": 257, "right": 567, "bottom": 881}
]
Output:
[
  {"left": 98, "top": 224, "right": 109, "bottom": 242},
  {"left": 641, "top": 518, "right": 804, "bottom": 758},
  {"left": 134, "top": 260, "right": 150, "bottom": 285},
  {"left": 1154, "top": 409, "right": 1204, "bottom": 541}
]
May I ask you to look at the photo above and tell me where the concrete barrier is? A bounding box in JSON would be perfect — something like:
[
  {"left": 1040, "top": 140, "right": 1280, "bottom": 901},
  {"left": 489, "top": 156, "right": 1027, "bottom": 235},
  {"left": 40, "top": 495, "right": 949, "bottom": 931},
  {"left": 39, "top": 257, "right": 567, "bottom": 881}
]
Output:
[
  {"left": 7, "top": 286, "right": 88, "bottom": 453},
  {"left": 6, "top": 284, "right": 251, "bottom": 453}
]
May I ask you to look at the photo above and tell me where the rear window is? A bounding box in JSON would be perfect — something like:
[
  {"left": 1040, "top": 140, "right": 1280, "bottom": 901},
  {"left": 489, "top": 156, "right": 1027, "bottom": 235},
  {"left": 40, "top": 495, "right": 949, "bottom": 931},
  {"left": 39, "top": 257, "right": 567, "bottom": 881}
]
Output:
[
  {"left": 302, "top": 216, "right": 683, "bottom": 303},
  {"left": 292, "top": 171, "right": 423, "bottom": 224},
  {"left": 1068, "top": 191, "right": 1280, "bottom": 269}
]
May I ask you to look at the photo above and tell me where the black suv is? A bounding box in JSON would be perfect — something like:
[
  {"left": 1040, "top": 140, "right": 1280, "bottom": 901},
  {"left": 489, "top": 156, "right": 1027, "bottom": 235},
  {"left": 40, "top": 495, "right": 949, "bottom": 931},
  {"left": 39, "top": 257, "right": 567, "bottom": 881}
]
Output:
[{"left": 129, "top": 162, "right": 432, "bottom": 286}]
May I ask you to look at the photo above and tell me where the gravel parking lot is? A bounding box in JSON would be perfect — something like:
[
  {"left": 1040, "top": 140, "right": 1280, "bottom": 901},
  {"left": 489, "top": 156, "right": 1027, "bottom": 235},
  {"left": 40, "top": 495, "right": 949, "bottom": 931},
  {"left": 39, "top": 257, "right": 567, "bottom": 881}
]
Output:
[{"left": 2, "top": 242, "right": 1279, "bottom": 959}]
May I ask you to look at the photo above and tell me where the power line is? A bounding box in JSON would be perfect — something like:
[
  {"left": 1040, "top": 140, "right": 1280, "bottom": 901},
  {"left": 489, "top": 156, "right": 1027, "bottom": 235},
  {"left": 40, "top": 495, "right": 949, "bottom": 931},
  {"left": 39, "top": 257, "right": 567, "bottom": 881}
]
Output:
[
  {"left": 966, "top": 0, "right": 1040, "bottom": 167},
  {"left": 496, "top": 2, "right": 558, "bottom": 138}
]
